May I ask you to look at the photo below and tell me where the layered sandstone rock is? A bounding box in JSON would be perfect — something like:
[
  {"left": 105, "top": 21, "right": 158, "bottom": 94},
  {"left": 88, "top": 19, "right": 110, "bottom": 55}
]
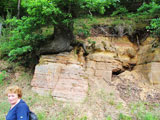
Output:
[
  {"left": 134, "top": 37, "right": 160, "bottom": 84},
  {"left": 31, "top": 53, "right": 88, "bottom": 102},
  {"left": 31, "top": 36, "right": 160, "bottom": 102},
  {"left": 134, "top": 62, "right": 160, "bottom": 84},
  {"left": 86, "top": 52, "right": 123, "bottom": 82},
  {"left": 137, "top": 37, "right": 160, "bottom": 64},
  {"left": 31, "top": 51, "right": 124, "bottom": 102}
]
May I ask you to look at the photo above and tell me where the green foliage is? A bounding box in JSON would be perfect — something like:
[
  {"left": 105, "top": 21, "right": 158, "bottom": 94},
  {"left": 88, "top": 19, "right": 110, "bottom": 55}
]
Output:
[
  {"left": 0, "top": 0, "right": 17, "bottom": 17},
  {"left": 0, "top": 71, "right": 8, "bottom": 85},
  {"left": 137, "top": 2, "right": 160, "bottom": 37},
  {"left": 22, "top": 0, "right": 119, "bottom": 26},
  {"left": 88, "top": 39, "right": 96, "bottom": 49},
  {"left": 137, "top": 2, "right": 155, "bottom": 13},
  {"left": 0, "top": 0, "right": 119, "bottom": 64},
  {"left": 111, "top": 1, "right": 160, "bottom": 38},
  {"left": 88, "top": 39, "right": 96, "bottom": 45},
  {"left": 152, "top": 0, "right": 160, "bottom": 4},
  {"left": 147, "top": 18, "right": 160, "bottom": 37},
  {"left": 0, "top": 16, "right": 45, "bottom": 63},
  {"left": 77, "top": 24, "right": 91, "bottom": 38},
  {"left": 137, "top": 2, "right": 160, "bottom": 16},
  {"left": 8, "top": 46, "right": 32, "bottom": 61},
  {"left": 111, "top": 6, "right": 128, "bottom": 16}
]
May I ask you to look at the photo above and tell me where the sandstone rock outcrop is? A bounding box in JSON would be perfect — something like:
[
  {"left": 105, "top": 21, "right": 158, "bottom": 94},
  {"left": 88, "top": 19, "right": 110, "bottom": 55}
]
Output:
[
  {"left": 31, "top": 36, "right": 160, "bottom": 102},
  {"left": 134, "top": 37, "right": 160, "bottom": 84},
  {"left": 31, "top": 51, "right": 125, "bottom": 102},
  {"left": 134, "top": 62, "right": 160, "bottom": 84},
  {"left": 31, "top": 53, "right": 88, "bottom": 102}
]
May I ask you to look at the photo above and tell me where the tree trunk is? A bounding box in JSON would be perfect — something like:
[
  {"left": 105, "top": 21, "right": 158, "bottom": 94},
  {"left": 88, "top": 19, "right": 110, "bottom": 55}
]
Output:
[
  {"left": 0, "top": 22, "right": 2, "bottom": 37},
  {"left": 17, "top": 0, "right": 21, "bottom": 18},
  {"left": 40, "top": 23, "right": 75, "bottom": 54}
]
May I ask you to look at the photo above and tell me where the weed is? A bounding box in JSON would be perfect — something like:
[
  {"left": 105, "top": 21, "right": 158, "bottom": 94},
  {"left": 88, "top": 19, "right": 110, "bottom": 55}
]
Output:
[
  {"left": 129, "top": 102, "right": 159, "bottom": 120},
  {"left": 108, "top": 99, "right": 115, "bottom": 106},
  {"left": 106, "top": 115, "right": 112, "bottom": 120},
  {"left": 37, "top": 112, "right": 47, "bottom": 120},
  {"left": 96, "top": 89, "right": 107, "bottom": 101},
  {"left": 51, "top": 104, "right": 75, "bottom": 120},
  {"left": 111, "top": 19, "right": 135, "bottom": 36},
  {"left": 111, "top": 6, "right": 128, "bottom": 17},
  {"left": 25, "top": 93, "right": 54, "bottom": 107},
  {"left": 118, "top": 113, "right": 132, "bottom": 120},
  {"left": 109, "top": 92, "right": 114, "bottom": 96},
  {"left": 0, "top": 70, "right": 8, "bottom": 85},
  {"left": 79, "top": 116, "right": 88, "bottom": 120},
  {"left": 142, "top": 112, "right": 158, "bottom": 120},
  {"left": 116, "top": 102, "right": 123, "bottom": 110}
]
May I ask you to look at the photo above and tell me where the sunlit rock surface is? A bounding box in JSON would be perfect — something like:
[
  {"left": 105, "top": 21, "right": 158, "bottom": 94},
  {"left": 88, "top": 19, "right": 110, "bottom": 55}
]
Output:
[
  {"left": 31, "top": 53, "right": 88, "bottom": 102},
  {"left": 31, "top": 36, "right": 160, "bottom": 102},
  {"left": 134, "top": 62, "right": 160, "bottom": 84}
]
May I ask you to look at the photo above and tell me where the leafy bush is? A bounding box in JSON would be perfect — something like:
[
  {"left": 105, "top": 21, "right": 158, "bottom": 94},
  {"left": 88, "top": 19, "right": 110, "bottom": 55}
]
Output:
[
  {"left": 137, "top": 2, "right": 160, "bottom": 16},
  {"left": 76, "top": 24, "right": 91, "bottom": 38},
  {"left": 115, "top": 1, "right": 160, "bottom": 38},
  {"left": 0, "top": 16, "right": 45, "bottom": 63},
  {"left": 137, "top": 2, "right": 155, "bottom": 13},
  {"left": 0, "top": 0, "right": 119, "bottom": 65},
  {"left": 8, "top": 46, "right": 32, "bottom": 61},
  {"left": 111, "top": 6, "right": 128, "bottom": 17},
  {"left": 147, "top": 18, "right": 160, "bottom": 37}
]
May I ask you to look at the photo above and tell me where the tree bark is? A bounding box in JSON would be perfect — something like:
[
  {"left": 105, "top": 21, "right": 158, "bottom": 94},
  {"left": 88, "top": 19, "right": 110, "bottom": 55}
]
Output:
[
  {"left": 40, "top": 23, "right": 75, "bottom": 54},
  {"left": 17, "top": 0, "right": 21, "bottom": 18},
  {"left": 0, "top": 22, "right": 2, "bottom": 37}
]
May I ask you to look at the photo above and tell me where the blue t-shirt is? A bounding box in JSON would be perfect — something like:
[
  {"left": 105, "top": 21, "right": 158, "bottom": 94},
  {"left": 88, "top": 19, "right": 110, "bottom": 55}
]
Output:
[{"left": 6, "top": 99, "right": 30, "bottom": 120}]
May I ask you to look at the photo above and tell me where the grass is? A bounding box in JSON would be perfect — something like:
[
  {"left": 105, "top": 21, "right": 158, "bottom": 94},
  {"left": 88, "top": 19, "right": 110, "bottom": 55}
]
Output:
[
  {"left": 37, "top": 112, "right": 47, "bottom": 120},
  {"left": 0, "top": 101, "right": 10, "bottom": 120},
  {"left": 0, "top": 58, "right": 160, "bottom": 120},
  {"left": 73, "top": 15, "right": 148, "bottom": 38},
  {"left": 0, "top": 70, "right": 8, "bottom": 85},
  {"left": 129, "top": 102, "right": 160, "bottom": 120},
  {"left": 0, "top": 71, "right": 159, "bottom": 120},
  {"left": 106, "top": 116, "right": 112, "bottom": 120},
  {"left": 116, "top": 102, "right": 123, "bottom": 110},
  {"left": 118, "top": 113, "right": 132, "bottom": 120}
]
